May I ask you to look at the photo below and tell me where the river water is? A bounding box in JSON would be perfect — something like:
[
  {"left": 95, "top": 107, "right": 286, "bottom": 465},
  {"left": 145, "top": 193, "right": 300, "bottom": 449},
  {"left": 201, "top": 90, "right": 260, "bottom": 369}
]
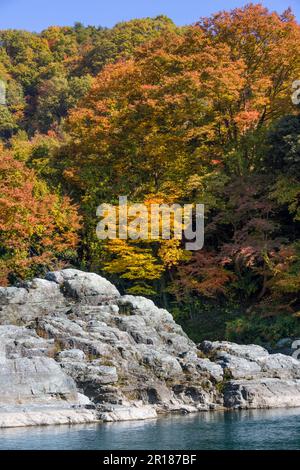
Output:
[{"left": 0, "top": 408, "right": 299, "bottom": 450}]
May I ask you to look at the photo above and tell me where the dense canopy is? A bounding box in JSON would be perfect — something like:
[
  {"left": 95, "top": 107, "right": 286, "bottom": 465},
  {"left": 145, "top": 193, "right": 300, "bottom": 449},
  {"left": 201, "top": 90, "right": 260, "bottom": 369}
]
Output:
[{"left": 1, "top": 5, "right": 300, "bottom": 344}]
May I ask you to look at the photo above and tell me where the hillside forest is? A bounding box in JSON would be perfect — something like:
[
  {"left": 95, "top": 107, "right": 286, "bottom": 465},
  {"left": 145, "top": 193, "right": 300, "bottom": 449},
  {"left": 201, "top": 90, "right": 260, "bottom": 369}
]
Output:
[{"left": 1, "top": 4, "right": 300, "bottom": 345}]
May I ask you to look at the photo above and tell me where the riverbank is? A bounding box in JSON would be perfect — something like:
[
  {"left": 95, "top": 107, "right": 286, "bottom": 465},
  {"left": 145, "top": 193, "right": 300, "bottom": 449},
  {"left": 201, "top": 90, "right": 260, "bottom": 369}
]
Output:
[
  {"left": 1, "top": 269, "right": 300, "bottom": 428},
  {"left": 1, "top": 408, "right": 300, "bottom": 450}
]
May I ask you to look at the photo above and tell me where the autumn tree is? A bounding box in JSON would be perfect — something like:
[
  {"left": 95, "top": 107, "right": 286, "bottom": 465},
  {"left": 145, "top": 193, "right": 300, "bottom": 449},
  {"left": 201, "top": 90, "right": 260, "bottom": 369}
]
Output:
[
  {"left": 1, "top": 5, "right": 300, "bottom": 341},
  {"left": 58, "top": 5, "right": 300, "bottom": 299},
  {"left": 0, "top": 152, "right": 81, "bottom": 285}
]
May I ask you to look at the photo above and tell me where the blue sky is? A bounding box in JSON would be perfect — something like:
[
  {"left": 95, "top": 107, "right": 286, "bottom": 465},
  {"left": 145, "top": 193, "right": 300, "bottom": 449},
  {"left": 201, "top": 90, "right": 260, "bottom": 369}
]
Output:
[{"left": 0, "top": 0, "right": 299, "bottom": 31}]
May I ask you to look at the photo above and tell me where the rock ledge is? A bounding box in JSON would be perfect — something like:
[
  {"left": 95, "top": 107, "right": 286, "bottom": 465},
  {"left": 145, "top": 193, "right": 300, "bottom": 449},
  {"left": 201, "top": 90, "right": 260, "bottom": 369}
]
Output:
[{"left": 0, "top": 269, "right": 300, "bottom": 427}]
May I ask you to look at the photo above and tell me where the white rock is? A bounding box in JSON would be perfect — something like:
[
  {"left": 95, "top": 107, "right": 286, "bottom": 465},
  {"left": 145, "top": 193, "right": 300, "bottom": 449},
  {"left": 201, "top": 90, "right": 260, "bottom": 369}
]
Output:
[
  {"left": 216, "top": 352, "right": 262, "bottom": 379},
  {"left": 46, "top": 269, "right": 120, "bottom": 300},
  {"left": 100, "top": 404, "right": 157, "bottom": 422},
  {"left": 224, "top": 378, "right": 300, "bottom": 409},
  {"left": 0, "top": 408, "right": 98, "bottom": 428},
  {"left": 57, "top": 349, "right": 86, "bottom": 362},
  {"left": 200, "top": 340, "right": 269, "bottom": 360}
]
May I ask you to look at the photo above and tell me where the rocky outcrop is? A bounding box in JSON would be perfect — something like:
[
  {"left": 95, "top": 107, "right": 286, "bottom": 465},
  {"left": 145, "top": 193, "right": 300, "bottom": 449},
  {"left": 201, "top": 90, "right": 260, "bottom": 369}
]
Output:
[
  {"left": 223, "top": 379, "right": 300, "bottom": 409},
  {"left": 0, "top": 324, "right": 97, "bottom": 427},
  {"left": 199, "top": 340, "right": 300, "bottom": 408},
  {"left": 1, "top": 269, "right": 300, "bottom": 427}
]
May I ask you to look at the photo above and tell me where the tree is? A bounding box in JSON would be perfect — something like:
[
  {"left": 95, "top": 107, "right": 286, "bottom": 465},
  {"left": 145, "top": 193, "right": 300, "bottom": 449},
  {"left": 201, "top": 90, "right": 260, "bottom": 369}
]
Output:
[
  {"left": 0, "top": 152, "right": 81, "bottom": 285},
  {"left": 58, "top": 5, "right": 300, "bottom": 302},
  {"left": 198, "top": 4, "right": 300, "bottom": 174},
  {"left": 78, "top": 16, "right": 177, "bottom": 75},
  {"left": 34, "top": 73, "right": 93, "bottom": 132}
]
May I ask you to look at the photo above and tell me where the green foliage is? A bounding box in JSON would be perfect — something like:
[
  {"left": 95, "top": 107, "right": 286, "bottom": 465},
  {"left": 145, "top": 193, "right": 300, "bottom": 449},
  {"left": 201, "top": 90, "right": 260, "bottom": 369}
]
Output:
[
  {"left": 266, "top": 115, "right": 300, "bottom": 171},
  {"left": 1, "top": 6, "right": 300, "bottom": 345},
  {"left": 226, "top": 315, "right": 300, "bottom": 346},
  {"left": 171, "top": 299, "right": 242, "bottom": 343},
  {"left": 34, "top": 74, "right": 93, "bottom": 132},
  {"left": 78, "top": 16, "right": 177, "bottom": 74},
  {"left": 0, "top": 106, "right": 18, "bottom": 138}
]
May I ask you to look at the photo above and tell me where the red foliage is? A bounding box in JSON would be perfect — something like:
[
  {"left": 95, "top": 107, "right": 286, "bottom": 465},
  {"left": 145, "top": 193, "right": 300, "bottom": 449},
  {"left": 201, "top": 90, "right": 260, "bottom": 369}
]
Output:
[{"left": 0, "top": 153, "right": 81, "bottom": 285}]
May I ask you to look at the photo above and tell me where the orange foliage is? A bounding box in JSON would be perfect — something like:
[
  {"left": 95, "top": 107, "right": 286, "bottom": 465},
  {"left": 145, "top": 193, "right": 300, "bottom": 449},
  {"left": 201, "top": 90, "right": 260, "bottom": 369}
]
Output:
[{"left": 0, "top": 153, "right": 81, "bottom": 284}]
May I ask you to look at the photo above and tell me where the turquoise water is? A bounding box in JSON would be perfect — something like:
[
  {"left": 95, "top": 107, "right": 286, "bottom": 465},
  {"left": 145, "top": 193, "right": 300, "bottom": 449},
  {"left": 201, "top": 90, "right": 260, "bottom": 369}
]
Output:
[{"left": 0, "top": 408, "right": 300, "bottom": 450}]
